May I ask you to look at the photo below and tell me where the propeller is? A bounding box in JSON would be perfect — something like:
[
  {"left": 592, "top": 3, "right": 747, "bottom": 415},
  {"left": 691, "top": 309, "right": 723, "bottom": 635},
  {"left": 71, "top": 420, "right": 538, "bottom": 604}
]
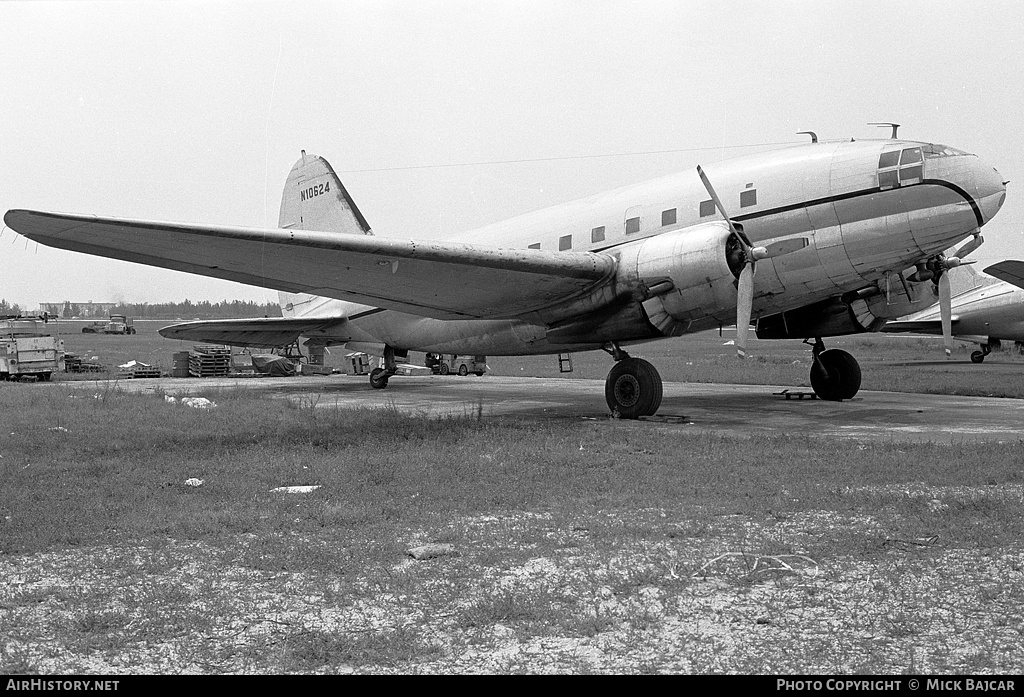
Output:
[
  {"left": 697, "top": 166, "right": 808, "bottom": 358},
  {"left": 933, "top": 253, "right": 976, "bottom": 358},
  {"left": 938, "top": 270, "right": 953, "bottom": 357}
]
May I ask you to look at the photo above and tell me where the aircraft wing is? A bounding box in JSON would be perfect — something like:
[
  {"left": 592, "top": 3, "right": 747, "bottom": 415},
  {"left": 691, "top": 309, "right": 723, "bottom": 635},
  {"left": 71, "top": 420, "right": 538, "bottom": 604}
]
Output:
[
  {"left": 984, "top": 260, "right": 1024, "bottom": 291},
  {"left": 158, "top": 317, "right": 348, "bottom": 348},
  {"left": 4, "top": 210, "right": 616, "bottom": 321}
]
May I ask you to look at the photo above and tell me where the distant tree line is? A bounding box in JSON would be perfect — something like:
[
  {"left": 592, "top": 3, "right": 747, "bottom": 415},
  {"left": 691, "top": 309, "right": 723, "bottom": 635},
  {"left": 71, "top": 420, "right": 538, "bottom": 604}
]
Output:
[
  {"left": 105, "top": 300, "right": 283, "bottom": 320},
  {"left": 0, "top": 299, "right": 23, "bottom": 316}
]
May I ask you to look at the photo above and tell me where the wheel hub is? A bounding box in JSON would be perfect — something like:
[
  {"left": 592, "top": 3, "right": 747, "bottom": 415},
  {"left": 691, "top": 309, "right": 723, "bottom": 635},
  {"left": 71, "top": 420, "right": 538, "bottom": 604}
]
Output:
[{"left": 613, "top": 374, "right": 641, "bottom": 407}]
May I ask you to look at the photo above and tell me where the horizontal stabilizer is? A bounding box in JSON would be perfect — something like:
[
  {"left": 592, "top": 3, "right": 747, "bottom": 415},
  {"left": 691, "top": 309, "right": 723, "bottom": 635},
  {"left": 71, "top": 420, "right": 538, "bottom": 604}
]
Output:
[
  {"left": 159, "top": 316, "right": 346, "bottom": 348},
  {"left": 984, "top": 260, "right": 1024, "bottom": 291}
]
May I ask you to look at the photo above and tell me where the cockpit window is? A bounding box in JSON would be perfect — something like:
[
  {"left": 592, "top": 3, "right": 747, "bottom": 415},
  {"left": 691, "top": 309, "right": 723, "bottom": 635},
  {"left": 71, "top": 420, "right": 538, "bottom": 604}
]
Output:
[
  {"left": 878, "top": 150, "right": 900, "bottom": 168},
  {"left": 900, "top": 148, "right": 923, "bottom": 165},
  {"left": 922, "top": 143, "right": 971, "bottom": 158},
  {"left": 878, "top": 147, "right": 923, "bottom": 189}
]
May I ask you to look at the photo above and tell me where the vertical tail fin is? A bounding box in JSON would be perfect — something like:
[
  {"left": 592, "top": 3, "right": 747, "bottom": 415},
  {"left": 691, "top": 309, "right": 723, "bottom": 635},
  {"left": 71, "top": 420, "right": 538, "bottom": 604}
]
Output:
[
  {"left": 278, "top": 151, "right": 373, "bottom": 235},
  {"left": 277, "top": 151, "right": 373, "bottom": 317}
]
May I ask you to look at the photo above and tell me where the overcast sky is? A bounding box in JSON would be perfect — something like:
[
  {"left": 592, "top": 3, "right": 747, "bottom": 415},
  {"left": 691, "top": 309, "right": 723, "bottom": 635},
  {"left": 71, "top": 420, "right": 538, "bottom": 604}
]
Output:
[{"left": 1, "top": 0, "right": 1021, "bottom": 308}]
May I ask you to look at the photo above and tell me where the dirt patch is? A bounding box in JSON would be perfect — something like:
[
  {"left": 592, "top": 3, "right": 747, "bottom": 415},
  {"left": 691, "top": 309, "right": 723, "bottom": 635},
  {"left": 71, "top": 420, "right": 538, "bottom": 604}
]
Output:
[{"left": 3, "top": 487, "right": 1023, "bottom": 674}]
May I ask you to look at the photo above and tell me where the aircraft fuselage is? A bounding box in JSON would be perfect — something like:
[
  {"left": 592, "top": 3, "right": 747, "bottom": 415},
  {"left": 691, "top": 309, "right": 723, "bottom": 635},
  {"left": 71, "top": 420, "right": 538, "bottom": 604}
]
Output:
[{"left": 285, "top": 138, "right": 1006, "bottom": 356}]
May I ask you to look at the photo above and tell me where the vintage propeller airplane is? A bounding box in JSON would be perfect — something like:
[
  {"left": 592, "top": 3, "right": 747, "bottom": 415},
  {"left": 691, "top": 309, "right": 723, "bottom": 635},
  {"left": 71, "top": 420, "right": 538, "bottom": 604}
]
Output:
[
  {"left": 4, "top": 129, "right": 1006, "bottom": 417},
  {"left": 882, "top": 259, "right": 1024, "bottom": 363}
]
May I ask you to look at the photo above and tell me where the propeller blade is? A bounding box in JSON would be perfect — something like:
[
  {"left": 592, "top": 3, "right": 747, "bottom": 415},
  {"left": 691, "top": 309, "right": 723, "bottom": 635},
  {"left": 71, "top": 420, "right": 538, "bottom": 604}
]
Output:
[
  {"left": 699, "top": 164, "right": 758, "bottom": 359},
  {"left": 736, "top": 263, "right": 754, "bottom": 359},
  {"left": 697, "top": 165, "right": 743, "bottom": 239},
  {"left": 938, "top": 271, "right": 953, "bottom": 358}
]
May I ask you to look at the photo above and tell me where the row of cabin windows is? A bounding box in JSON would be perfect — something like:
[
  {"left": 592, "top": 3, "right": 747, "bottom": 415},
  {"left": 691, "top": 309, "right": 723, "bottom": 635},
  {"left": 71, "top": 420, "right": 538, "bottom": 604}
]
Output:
[{"left": 530, "top": 190, "right": 757, "bottom": 250}]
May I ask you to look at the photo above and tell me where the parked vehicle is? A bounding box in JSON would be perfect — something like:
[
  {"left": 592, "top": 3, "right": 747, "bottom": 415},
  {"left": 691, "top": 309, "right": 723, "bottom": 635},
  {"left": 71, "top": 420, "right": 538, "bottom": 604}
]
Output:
[
  {"left": 0, "top": 316, "right": 64, "bottom": 381},
  {"left": 104, "top": 314, "right": 135, "bottom": 334},
  {"left": 425, "top": 353, "right": 487, "bottom": 376}
]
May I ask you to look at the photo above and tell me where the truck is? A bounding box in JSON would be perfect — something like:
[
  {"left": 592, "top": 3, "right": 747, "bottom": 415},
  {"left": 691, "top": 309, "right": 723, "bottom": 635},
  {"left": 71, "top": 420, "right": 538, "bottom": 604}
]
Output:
[
  {"left": 103, "top": 314, "right": 135, "bottom": 334},
  {"left": 0, "top": 316, "right": 65, "bottom": 381},
  {"left": 425, "top": 353, "right": 488, "bottom": 376}
]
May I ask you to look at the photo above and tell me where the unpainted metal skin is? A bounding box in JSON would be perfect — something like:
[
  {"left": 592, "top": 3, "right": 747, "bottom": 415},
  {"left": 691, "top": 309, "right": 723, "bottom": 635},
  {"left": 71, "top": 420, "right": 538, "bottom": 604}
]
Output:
[{"left": 4, "top": 136, "right": 1007, "bottom": 417}]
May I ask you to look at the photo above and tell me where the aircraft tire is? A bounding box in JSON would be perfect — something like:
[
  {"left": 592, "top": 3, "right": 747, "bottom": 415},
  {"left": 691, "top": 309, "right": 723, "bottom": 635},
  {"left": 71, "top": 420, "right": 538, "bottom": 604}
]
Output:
[
  {"left": 971, "top": 350, "right": 986, "bottom": 363},
  {"left": 369, "top": 368, "right": 389, "bottom": 389},
  {"left": 810, "top": 349, "right": 861, "bottom": 401},
  {"left": 605, "top": 358, "right": 662, "bottom": 419}
]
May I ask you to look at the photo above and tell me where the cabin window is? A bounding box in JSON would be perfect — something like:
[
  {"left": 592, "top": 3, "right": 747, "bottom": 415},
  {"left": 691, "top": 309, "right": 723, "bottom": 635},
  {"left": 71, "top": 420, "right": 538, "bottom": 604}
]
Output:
[
  {"left": 528, "top": 243, "right": 540, "bottom": 249},
  {"left": 661, "top": 208, "right": 676, "bottom": 226},
  {"left": 740, "top": 189, "right": 757, "bottom": 208},
  {"left": 591, "top": 226, "right": 605, "bottom": 243},
  {"left": 625, "top": 216, "right": 641, "bottom": 234},
  {"left": 559, "top": 234, "right": 572, "bottom": 251},
  {"left": 699, "top": 199, "right": 715, "bottom": 217}
]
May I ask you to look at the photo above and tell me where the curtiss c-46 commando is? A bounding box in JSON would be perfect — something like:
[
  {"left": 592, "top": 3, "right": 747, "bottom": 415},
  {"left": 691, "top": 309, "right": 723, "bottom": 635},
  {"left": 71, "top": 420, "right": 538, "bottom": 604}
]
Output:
[{"left": 4, "top": 128, "right": 1006, "bottom": 417}]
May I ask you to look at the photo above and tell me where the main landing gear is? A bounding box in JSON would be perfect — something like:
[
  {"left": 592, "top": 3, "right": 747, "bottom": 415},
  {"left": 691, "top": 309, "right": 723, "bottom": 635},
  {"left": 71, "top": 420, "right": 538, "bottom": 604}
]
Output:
[
  {"left": 603, "top": 343, "right": 663, "bottom": 419},
  {"left": 369, "top": 345, "right": 398, "bottom": 389},
  {"left": 807, "top": 338, "right": 862, "bottom": 401},
  {"left": 971, "top": 340, "right": 999, "bottom": 363}
]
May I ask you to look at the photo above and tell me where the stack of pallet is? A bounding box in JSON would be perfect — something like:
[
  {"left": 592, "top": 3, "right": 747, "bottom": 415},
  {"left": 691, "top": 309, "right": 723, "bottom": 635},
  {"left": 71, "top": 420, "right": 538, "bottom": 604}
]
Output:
[{"left": 188, "top": 345, "right": 232, "bottom": 377}]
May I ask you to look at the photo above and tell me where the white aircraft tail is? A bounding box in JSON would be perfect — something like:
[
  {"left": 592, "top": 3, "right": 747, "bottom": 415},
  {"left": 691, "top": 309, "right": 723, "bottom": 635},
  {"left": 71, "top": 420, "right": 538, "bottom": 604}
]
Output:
[
  {"left": 278, "top": 152, "right": 373, "bottom": 318},
  {"left": 278, "top": 151, "right": 372, "bottom": 235}
]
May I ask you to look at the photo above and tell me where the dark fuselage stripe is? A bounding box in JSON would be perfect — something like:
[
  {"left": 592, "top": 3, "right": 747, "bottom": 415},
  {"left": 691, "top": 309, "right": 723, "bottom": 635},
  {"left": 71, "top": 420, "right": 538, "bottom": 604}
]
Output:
[{"left": 734, "top": 178, "right": 983, "bottom": 228}]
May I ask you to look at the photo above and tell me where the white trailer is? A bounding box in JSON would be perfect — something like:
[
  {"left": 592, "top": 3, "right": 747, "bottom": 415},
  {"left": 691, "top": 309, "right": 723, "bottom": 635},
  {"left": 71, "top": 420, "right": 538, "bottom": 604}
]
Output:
[{"left": 0, "top": 317, "right": 65, "bottom": 381}]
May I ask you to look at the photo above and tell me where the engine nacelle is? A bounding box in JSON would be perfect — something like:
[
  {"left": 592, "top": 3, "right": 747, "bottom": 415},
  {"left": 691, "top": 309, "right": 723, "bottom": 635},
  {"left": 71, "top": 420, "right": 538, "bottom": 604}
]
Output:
[{"left": 629, "top": 221, "right": 741, "bottom": 336}]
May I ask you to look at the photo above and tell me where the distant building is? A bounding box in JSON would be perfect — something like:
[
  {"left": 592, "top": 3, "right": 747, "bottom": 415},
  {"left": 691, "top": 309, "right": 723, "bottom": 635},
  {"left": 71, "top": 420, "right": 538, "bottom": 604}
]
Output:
[{"left": 38, "top": 301, "right": 119, "bottom": 318}]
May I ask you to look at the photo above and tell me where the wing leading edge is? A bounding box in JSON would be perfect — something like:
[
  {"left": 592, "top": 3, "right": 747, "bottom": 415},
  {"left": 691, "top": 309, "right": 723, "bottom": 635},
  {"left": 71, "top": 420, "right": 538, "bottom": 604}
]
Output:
[{"left": 4, "top": 210, "right": 616, "bottom": 321}]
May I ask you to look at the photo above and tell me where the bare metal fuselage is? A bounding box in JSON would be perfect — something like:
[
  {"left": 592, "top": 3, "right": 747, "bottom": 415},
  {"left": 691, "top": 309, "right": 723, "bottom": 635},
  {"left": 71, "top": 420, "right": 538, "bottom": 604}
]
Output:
[{"left": 282, "top": 139, "right": 1006, "bottom": 356}]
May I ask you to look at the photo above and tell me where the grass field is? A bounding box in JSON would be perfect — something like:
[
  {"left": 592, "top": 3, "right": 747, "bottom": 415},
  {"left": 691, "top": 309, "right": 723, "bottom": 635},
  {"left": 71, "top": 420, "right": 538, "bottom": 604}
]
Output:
[{"left": 2, "top": 321, "right": 1023, "bottom": 674}]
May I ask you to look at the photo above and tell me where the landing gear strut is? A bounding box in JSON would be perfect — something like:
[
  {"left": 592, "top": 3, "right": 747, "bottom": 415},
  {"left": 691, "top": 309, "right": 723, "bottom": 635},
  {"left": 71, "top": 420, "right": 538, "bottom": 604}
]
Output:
[
  {"left": 807, "top": 338, "right": 862, "bottom": 401},
  {"left": 369, "top": 345, "right": 399, "bottom": 389},
  {"left": 602, "top": 343, "right": 663, "bottom": 419}
]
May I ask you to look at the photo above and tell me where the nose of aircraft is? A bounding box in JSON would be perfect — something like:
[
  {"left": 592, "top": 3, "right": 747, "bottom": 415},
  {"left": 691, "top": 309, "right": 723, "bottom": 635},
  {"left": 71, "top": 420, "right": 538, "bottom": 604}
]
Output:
[{"left": 975, "top": 160, "right": 1006, "bottom": 225}]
